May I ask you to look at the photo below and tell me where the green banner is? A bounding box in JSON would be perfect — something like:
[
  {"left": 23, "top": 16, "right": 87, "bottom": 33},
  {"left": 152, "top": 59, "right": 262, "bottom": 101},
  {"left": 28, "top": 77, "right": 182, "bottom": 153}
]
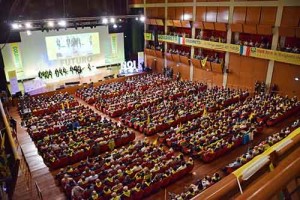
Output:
[{"left": 144, "top": 33, "right": 154, "bottom": 41}]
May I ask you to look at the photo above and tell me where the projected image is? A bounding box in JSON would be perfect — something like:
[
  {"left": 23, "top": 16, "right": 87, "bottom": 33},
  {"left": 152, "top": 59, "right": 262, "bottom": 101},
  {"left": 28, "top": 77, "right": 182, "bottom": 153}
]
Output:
[{"left": 45, "top": 32, "right": 100, "bottom": 60}]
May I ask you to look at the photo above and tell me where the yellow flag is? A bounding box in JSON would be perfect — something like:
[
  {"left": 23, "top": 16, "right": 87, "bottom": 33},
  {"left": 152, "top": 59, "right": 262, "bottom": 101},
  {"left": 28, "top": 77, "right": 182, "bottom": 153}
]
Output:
[
  {"left": 249, "top": 113, "right": 254, "bottom": 120},
  {"left": 61, "top": 103, "right": 65, "bottom": 110},
  {"left": 147, "top": 114, "right": 150, "bottom": 124},
  {"left": 201, "top": 56, "right": 208, "bottom": 68},
  {"left": 202, "top": 107, "right": 207, "bottom": 117},
  {"left": 153, "top": 138, "right": 158, "bottom": 146},
  {"left": 1, "top": 133, "right": 5, "bottom": 149},
  {"left": 269, "top": 162, "right": 275, "bottom": 171},
  {"left": 66, "top": 100, "right": 70, "bottom": 109}
]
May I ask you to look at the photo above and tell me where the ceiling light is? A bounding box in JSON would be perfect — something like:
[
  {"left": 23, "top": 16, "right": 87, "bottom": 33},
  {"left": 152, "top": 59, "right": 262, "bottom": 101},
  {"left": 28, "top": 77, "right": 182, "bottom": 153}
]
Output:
[
  {"left": 11, "top": 23, "right": 19, "bottom": 29},
  {"left": 135, "top": 17, "right": 139, "bottom": 21},
  {"left": 102, "top": 18, "right": 108, "bottom": 24},
  {"left": 58, "top": 20, "right": 66, "bottom": 27},
  {"left": 140, "top": 16, "right": 145, "bottom": 22},
  {"left": 113, "top": 24, "right": 117, "bottom": 29},
  {"left": 26, "top": 30, "right": 32, "bottom": 36},
  {"left": 47, "top": 21, "right": 54, "bottom": 27},
  {"left": 110, "top": 18, "right": 115, "bottom": 23},
  {"left": 25, "top": 22, "right": 32, "bottom": 28},
  {"left": 295, "top": 77, "right": 299, "bottom": 81}
]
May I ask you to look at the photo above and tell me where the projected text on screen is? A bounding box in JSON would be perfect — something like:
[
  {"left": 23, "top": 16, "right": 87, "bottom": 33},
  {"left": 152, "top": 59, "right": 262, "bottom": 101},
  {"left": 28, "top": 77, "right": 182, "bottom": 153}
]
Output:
[{"left": 45, "top": 32, "right": 100, "bottom": 60}]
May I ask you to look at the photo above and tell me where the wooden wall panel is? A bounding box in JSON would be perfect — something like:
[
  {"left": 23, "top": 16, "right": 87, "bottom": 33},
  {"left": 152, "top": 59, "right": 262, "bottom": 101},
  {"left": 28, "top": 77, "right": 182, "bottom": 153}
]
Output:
[
  {"left": 246, "top": 7, "right": 261, "bottom": 25},
  {"left": 217, "top": 7, "right": 229, "bottom": 23},
  {"left": 175, "top": 7, "right": 184, "bottom": 20},
  {"left": 260, "top": 7, "right": 277, "bottom": 25},
  {"left": 151, "top": 8, "right": 158, "bottom": 18},
  {"left": 184, "top": 7, "right": 193, "bottom": 19},
  {"left": 168, "top": 7, "right": 176, "bottom": 20},
  {"left": 281, "top": 6, "right": 300, "bottom": 27},
  {"left": 206, "top": 7, "right": 218, "bottom": 22},
  {"left": 178, "top": 64, "right": 190, "bottom": 80},
  {"left": 272, "top": 62, "right": 300, "bottom": 99},
  {"left": 233, "top": 7, "right": 246, "bottom": 24},
  {"left": 196, "top": 7, "right": 207, "bottom": 22},
  {"left": 193, "top": 67, "right": 223, "bottom": 86},
  {"left": 227, "top": 54, "right": 268, "bottom": 91},
  {"left": 157, "top": 7, "right": 165, "bottom": 19}
]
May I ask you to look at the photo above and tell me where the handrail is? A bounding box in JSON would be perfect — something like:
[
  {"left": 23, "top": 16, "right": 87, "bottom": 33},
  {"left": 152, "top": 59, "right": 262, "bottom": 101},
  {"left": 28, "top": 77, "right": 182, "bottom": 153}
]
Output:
[
  {"left": 235, "top": 147, "right": 300, "bottom": 200},
  {"left": 191, "top": 127, "right": 300, "bottom": 200},
  {"left": 0, "top": 99, "right": 20, "bottom": 160}
]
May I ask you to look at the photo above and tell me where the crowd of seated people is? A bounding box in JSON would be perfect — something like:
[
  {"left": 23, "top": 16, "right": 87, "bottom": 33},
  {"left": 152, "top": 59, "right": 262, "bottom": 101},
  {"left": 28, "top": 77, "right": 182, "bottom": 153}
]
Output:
[
  {"left": 159, "top": 98, "right": 261, "bottom": 162},
  {"left": 194, "top": 52, "right": 223, "bottom": 64},
  {"left": 18, "top": 92, "right": 78, "bottom": 116},
  {"left": 223, "top": 119, "right": 300, "bottom": 174},
  {"left": 242, "top": 94, "right": 300, "bottom": 126},
  {"left": 168, "top": 48, "right": 190, "bottom": 57},
  {"left": 254, "top": 81, "right": 266, "bottom": 94},
  {"left": 235, "top": 39, "right": 271, "bottom": 49},
  {"left": 278, "top": 44, "right": 300, "bottom": 54},
  {"left": 26, "top": 105, "right": 101, "bottom": 140},
  {"left": 147, "top": 43, "right": 164, "bottom": 52},
  {"left": 121, "top": 86, "right": 248, "bottom": 136},
  {"left": 76, "top": 74, "right": 170, "bottom": 104},
  {"left": 169, "top": 172, "right": 222, "bottom": 200},
  {"left": 196, "top": 34, "right": 226, "bottom": 43},
  {"left": 168, "top": 32, "right": 191, "bottom": 38},
  {"left": 55, "top": 140, "right": 194, "bottom": 200},
  {"left": 36, "top": 118, "right": 135, "bottom": 169},
  {"left": 95, "top": 81, "right": 193, "bottom": 117}
]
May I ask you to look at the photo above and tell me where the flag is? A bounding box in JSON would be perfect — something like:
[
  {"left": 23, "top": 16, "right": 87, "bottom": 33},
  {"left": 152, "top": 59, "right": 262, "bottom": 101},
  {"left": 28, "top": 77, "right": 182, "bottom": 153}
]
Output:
[
  {"left": 66, "top": 100, "right": 70, "bottom": 109},
  {"left": 1, "top": 133, "right": 5, "bottom": 149},
  {"left": 147, "top": 114, "right": 150, "bottom": 124},
  {"left": 201, "top": 56, "right": 208, "bottom": 68},
  {"left": 269, "top": 162, "right": 275, "bottom": 171},
  {"left": 178, "top": 35, "right": 186, "bottom": 45},
  {"left": 61, "top": 103, "right": 65, "bottom": 110},
  {"left": 153, "top": 137, "right": 158, "bottom": 146},
  {"left": 240, "top": 45, "right": 251, "bottom": 56},
  {"left": 249, "top": 112, "right": 254, "bottom": 120},
  {"left": 202, "top": 107, "right": 207, "bottom": 117}
]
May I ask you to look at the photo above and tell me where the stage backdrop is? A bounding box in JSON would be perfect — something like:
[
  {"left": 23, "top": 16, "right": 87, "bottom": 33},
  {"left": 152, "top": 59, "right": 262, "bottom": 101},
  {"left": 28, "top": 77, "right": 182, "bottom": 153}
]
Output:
[{"left": 1, "top": 26, "right": 125, "bottom": 80}]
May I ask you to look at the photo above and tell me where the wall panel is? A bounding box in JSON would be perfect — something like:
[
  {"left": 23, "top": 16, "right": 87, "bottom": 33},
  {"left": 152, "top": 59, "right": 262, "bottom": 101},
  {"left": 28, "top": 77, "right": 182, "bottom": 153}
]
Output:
[
  {"left": 175, "top": 7, "right": 184, "bottom": 20},
  {"left": 196, "top": 7, "right": 207, "bottom": 22},
  {"left": 217, "top": 7, "right": 229, "bottom": 23},
  {"left": 260, "top": 7, "right": 277, "bottom": 25},
  {"left": 272, "top": 62, "right": 300, "bottom": 98},
  {"left": 168, "top": 7, "right": 176, "bottom": 20},
  {"left": 233, "top": 7, "right": 246, "bottom": 24},
  {"left": 206, "top": 7, "right": 218, "bottom": 22},
  {"left": 245, "top": 7, "right": 261, "bottom": 25},
  {"left": 281, "top": 6, "right": 300, "bottom": 27},
  {"left": 193, "top": 67, "right": 223, "bottom": 86}
]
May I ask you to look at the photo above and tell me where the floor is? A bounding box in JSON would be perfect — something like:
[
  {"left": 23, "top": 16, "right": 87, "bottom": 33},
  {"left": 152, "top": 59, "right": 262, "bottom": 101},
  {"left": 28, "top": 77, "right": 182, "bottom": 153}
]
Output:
[{"left": 10, "top": 93, "right": 300, "bottom": 200}]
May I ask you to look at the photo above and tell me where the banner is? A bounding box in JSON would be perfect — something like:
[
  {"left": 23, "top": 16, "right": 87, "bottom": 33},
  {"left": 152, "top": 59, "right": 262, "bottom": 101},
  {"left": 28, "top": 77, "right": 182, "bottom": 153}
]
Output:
[
  {"left": 138, "top": 52, "right": 144, "bottom": 72},
  {"left": 249, "top": 47, "right": 300, "bottom": 65},
  {"left": 10, "top": 43, "right": 24, "bottom": 73},
  {"left": 201, "top": 56, "right": 208, "bottom": 67},
  {"left": 158, "top": 34, "right": 178, "bottom": 43},
  {"left": 110, "top": 34, "right": 118, "bottom": 57},
  {"left": 8, "top": 70, "right": 20, "bottom": 95},
  {"left": 144, "top": 33, "right": 154, "bottom": 41}
]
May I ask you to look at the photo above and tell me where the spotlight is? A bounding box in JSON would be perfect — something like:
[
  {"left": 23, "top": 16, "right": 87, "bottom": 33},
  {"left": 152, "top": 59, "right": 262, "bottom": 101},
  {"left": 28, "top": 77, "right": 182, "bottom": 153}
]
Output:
[
  {"left": 102, "top": 18, "right": 108, "bottom": 24},
  {"left": 11, "top": 23, "right": 19, "bottom": 29},
  {"left": 295, "top": 77, "right": 299, "bottom": 81},
  {"left": 113, "top": 24, "right": 117, "bottom": 29},
  {"left": 47, "top": 21, "right": 54, "bottom": 27},
  {"left": 110, "top": 18, "right": 115, "bottom": 23},
  {"left": 119, "top": 19, "right": 122, "bottom": 22},
  {"left": 181, "top": 14, "right": 192, "bottom": 20},
  {"left": 25, "top": 22, "right": 32, "bottom": 28},
  {"left": 26, "top": 30, "right": 32, "bottom": 36},
  {"left": 139, "top": 16, "right": 145, "bottom": 22},
  {"left": 58, "top": 20, "right": 66, "bottom": 27},
  {"left": 135, "top": 17, "right": 139, "bottom": 21},
  {"left": 18, "top": 24, "right": 22, "bottom": 28}
]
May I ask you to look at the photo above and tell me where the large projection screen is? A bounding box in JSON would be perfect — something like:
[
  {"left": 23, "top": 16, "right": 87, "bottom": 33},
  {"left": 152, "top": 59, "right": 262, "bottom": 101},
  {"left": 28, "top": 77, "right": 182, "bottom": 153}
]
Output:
[{"left": 1, "top": 26, "right": 125, "bottom": 80}]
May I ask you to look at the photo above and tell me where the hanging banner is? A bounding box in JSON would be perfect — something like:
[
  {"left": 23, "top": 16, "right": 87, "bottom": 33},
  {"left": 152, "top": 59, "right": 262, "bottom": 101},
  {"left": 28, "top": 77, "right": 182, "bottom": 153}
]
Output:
[
  {"left": 138, "top": 52, "right": 144, "bottom": 72},
  {"left": 10, "top": 43, "right": 24, "bottom": 73},
  {"left": 110, "top": 34, "right": 118, "bottom": 57},
  {"left": 158, "top": 34, "right": 178, "bottom": 43},
  {"left": 144, "top": 33, "right": 154, "bottom": 41},
  {"left": 8, "top": 70, "right": 20, "bottom": 95},
  {"left": 249, "top": 47, "right": 300, "bottom": 65}
]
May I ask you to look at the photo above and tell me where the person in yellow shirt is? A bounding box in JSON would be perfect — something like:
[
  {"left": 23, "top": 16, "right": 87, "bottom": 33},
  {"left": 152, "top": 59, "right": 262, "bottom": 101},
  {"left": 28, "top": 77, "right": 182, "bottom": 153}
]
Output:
[{"left": 91, "top": 190, "right": 98, "bottom": 200}]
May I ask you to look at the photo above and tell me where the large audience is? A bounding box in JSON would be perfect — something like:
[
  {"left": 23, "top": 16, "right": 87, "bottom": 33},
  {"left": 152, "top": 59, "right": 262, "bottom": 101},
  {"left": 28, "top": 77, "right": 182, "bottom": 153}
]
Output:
[{"left": 55, "top": 140, "right": 194, "bottom": 200}]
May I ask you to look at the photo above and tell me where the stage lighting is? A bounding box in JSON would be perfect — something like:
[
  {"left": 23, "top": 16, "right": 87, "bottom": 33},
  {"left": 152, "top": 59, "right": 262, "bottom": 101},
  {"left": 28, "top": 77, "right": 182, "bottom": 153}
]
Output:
[
  {"left": 11, "top": 23, "right": 19, "bottom": 29},
  {"left": 139, "top": 16, "right": 145, "bottom": 22},
  {"left": 47, "top": 21, "right": 54, "bottom": 27},
  {"left": 25, "top": 22, "right": 32, "bottom": 28},
  {"left": 181, "top": 14, "right": 192, "bottom": 20},
  {"left": 58, "top": 20, "right": 67, "bottom": 27},
  {"left": 295, "top": 77, "right": 299, "bottom": 81},
  {"left": 26, "top": 30, "right": 32, "bottom": 36},
  {"left": 110, "top": 18, "right": 115, "bottom": 23},
  {"left": 135, "top": 17, "right": 139, "bottom": 21},
  {"left": 102, "top": 18, "right": 108, "bottom": 24},
  {"left": 113, "top": 24, "right": 117, "bottom": 29}
]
